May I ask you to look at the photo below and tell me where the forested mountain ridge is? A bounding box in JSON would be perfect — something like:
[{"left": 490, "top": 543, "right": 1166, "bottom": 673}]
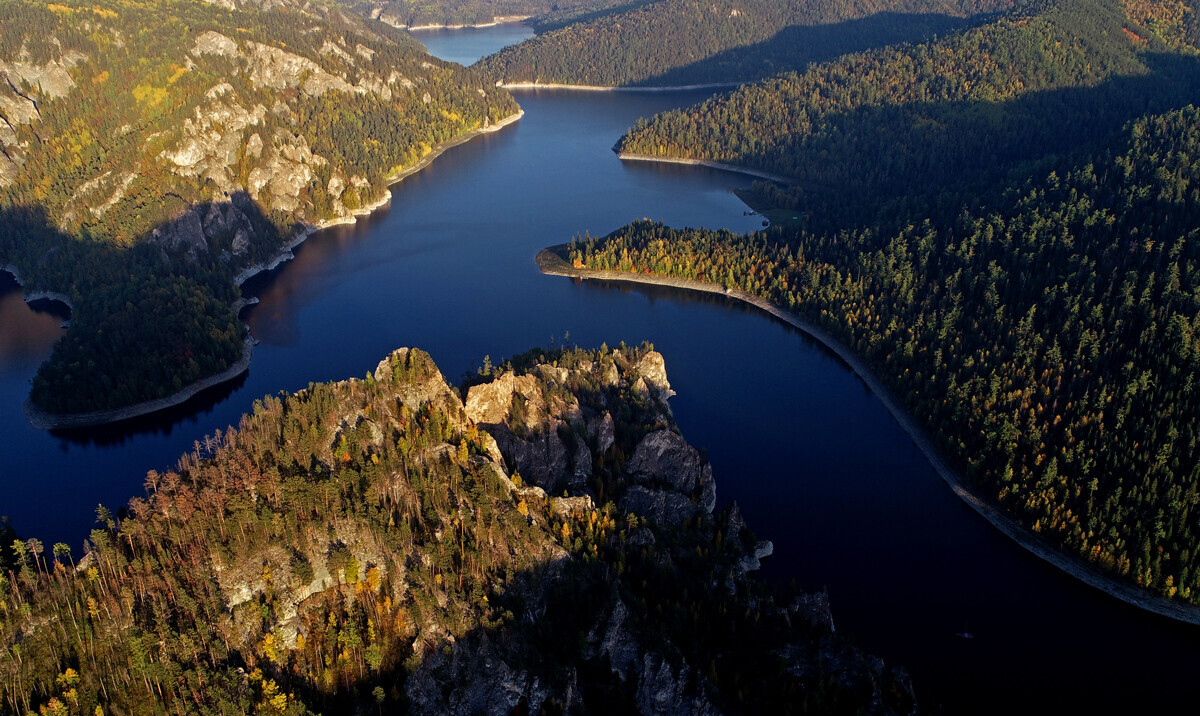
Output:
[
  {"left": 1, "top": 345, "right": 916, "bottom": 714},
  {"left": 616, "top": 0, "right": 1200, "bottom": 227},
  {"left": 161, "top": 0, "right": 602, "bottom": 30},
  {"left": 0, "top": 0, "right": 518, "bottom": 416},
  {"left": 562, "top": 103, "right": 1200, "bottom": 608},
  {"left": 476, "top": 0, "right": 1016, "bottom": 87}
]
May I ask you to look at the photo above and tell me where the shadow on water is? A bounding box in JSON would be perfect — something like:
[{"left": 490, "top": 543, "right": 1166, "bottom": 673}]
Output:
[
  {"left": 0, "top": 192, "right": 286, "bottom": 418},
  {"left": 575, "top": 275, "right": 858, "bottom": 369},
  {"left": 0, "top": 271, "right": 68, "bottom": 370},
  {"left": 47, "top": 370, "right": 249, "bottom": 448},
  {"left": 238, "top": 203, "right": 396, "bottom": 346}
]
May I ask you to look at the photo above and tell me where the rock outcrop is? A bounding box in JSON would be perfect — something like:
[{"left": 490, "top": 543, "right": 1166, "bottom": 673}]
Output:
[{"left": 623, "top": 429, "right": 717, "bottom": 519}]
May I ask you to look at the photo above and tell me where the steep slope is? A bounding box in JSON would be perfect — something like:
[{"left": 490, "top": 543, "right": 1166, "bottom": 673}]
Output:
[
  {"left": 1, "top": 345, "right": 915, "bottom": 715},
  {"left": 616, "top": 0, "right": 1200, "bottom": 226},
  {"left": 476, "top": 0, "right": 1015, "bottom": 87},
  {"left": 554, "top": 103, "right": 1200, "bottom": 613},
  {"left": 0, "top": 0, "right": 518, "bottom": 417}
]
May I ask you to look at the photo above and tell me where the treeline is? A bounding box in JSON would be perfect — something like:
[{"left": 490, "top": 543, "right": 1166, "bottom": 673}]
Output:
[
  {"left": 569, "top": 103, "right": 1200, "bottom": 602},
  {"left": 1, "top": 346, "right": 908, "bottom": 714},
  {"left": 617, "top": 0, "right": 1200, "bottom": 230},
  {"left": 476, "top": 0, "right": 1015, "bottom": 86},
  {"left": 0, "top": 0, "right": 518, "bottom": 414},
  {"left": 348, "top": 0, "right": 603, "bottom": 28}
]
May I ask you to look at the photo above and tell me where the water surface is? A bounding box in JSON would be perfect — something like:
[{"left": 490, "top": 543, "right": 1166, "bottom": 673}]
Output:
[{"left": 1, "top": 26, "right": 1197, "bottom": 715}]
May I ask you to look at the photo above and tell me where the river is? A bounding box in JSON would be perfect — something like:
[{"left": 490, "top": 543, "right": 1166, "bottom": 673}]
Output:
[{"left": 1, "top": 24, "right": 1197, "bottom": 714}]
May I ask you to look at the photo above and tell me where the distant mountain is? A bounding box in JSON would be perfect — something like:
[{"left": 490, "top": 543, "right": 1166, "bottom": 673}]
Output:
[
  {"left": 0, "top": 0, "right": 518, "bottom": 417},
  {"left": 476, "top": 0, "right": 1016, "bottom": 87},
  {"left": 0, "top": 345, "right": 915, "bottom": 714}
]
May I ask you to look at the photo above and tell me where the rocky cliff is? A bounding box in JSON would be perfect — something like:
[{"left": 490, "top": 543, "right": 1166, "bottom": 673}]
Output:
[
  {"left": 0, "top": 0, "right": 521, "bottom": 416},
  {"left": 2, "top": 344, "right": 915, "bottom": 715}
]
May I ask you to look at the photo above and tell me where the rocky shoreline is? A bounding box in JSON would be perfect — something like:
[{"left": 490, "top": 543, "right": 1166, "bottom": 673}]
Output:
[
  {"left": 497, "top": 81, "right": 743, "bottom": 92},
  {"left": 536, "top": 246, "right": 1200, "bottom": 627},
  {"left": 20, "top": 110, "right": 524, "bottom": 430},
  {"left": 615, "top": 151, "right": 797, "bottom": 184},
  {"left": 235, "top": 109, "right": 524, "bottom": 288},
  {"left": 3, "top": 264, "right": 76, "bottom": 323}
]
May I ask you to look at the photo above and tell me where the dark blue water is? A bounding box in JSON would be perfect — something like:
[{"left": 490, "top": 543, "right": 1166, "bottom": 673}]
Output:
[{"left": 1, "top": 26, "right": 1198, "bottom": 715}]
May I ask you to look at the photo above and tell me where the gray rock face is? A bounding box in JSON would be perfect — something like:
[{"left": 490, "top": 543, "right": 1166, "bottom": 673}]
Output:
[
  {"left": 625, "top": 430, "right": 716, "bottom": 515},
  {"left": 619, "top": 486, "right": 701, "bottom": 527},
  {"left": 465, "top": 371, "right": 535, "bottom": 425},
  {"left": 0, "top": 50, "right": 85, "bottom": 100},
  {"left": 587, "top": 412, "right": 615, "bottom": 454},
  {"left": 246, "top": 41, "right": 359, "bottom": 96},
  {"left": 466, "top": 370, "right": 586, "bottom": 494},
  {"left": 151, "top": 210, "right": 209, "bottom": 260},
  {"left": 0, "top": 151, "right": 17, "bottom": 187},
  {"left": 163, "top": 86, "right": 269, "bottom": 195},
  {"left": 588, "top": 597, "right": 720, "bottom": 715},
  {"left": 635, "top": 652, "right": 720, "bottom": 716},
  {"left": 494, "top": 424, "right": 571, "bottom": 494},
  {"left": 0, "top": 84, "right": 38, "bottom": 126},
  {"left": 406, "top": 635, "right": 552, "bottom": 716},
  {"left": 551, "top": 494, "right": 595, "bottom": 520},
  {"left": 191, "top": 30, "right": 240, "bottom": 58},
  {"left": 630, "top": 350, "right": 676, "bottom": 404}
]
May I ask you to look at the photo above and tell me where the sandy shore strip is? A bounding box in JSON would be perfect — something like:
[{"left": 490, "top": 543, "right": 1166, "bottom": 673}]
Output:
[
  {"left": 498, "top": 81, "right": 742, "bottom": 92},
  {"left": 616, "top": 152, "right": 797, "bottom": 184},
  {"left": 536, "top": 246, "right": 1200, "bottom": 626},
  {"left": 403, "top": 15, "right": 531, "bottom": 31}
]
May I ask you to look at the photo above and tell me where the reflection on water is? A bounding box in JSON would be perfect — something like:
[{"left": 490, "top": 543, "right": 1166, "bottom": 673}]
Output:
[
  {"left": 48, "top": 371, "right": 250, "bottom": 449},
  {"left": 241, "top": 208, "right": 394, "bottom": 346},
  {"left": 0, "top": 272, "right": 65, "bottom": 372}
]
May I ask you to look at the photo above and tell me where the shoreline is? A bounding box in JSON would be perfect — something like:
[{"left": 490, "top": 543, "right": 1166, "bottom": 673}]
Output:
[
  {"left": 3, "top": 263, "right": 76, "bottom": 321},
  {"left": 535, "top": 247, "right": 1200, "bottom": 627},
  {"left": 22, "top": 110, "right": 525, "bottom": 429},
  {"left": 615, "top": 151, "right": 797, "bottom": 185},
  {"left": 235, "top": 109, "right": 524, "bottom": 288},
  {"left": 402, "top": 15, "right": 530, "bottom": 31},
  {"left": 497, "top": 81, "right": 742, "bottom": 93},
  {"left": 23, "top": 337, "right": 255, "bottom": 431}
]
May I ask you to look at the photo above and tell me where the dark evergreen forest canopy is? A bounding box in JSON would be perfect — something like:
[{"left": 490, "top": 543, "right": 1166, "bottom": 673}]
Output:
[
  {"left": 0, "top": 346, "right": 912, "bottom": 714},
  {"left": 0, "top": 0, "right": 518, "bottom": 415},
  {"left": 616, "top": 0, "right": 1200, "bottom": 228},
  {"left": 343, "top": 0, "right": 608, "bottom": 28},
  {"left": 476, "top": 0, "right": 1017, "bottom": 86},
  {"left": 566, "top": 5, "right": 1200, "bottom": 605}
]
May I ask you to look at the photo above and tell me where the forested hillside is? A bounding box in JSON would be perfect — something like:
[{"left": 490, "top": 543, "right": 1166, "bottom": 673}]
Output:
[
  {"left": 338, "top": 0, "right": 605, "bottom": 29},
  {"left": 617, "top": 0, "right": 1200, "bottom": 227},
  {"left": 564, "top": 103, "right": 1200, "bottom": 606},
  {"left": 476, "top": 0, "right": 1015, "bottom": 86},
  {"left": 0, "top": 0, "right": 518, "bottom": 415},
  {"left": 1, "top": 346, "right": 914, "bottom": 714}
]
